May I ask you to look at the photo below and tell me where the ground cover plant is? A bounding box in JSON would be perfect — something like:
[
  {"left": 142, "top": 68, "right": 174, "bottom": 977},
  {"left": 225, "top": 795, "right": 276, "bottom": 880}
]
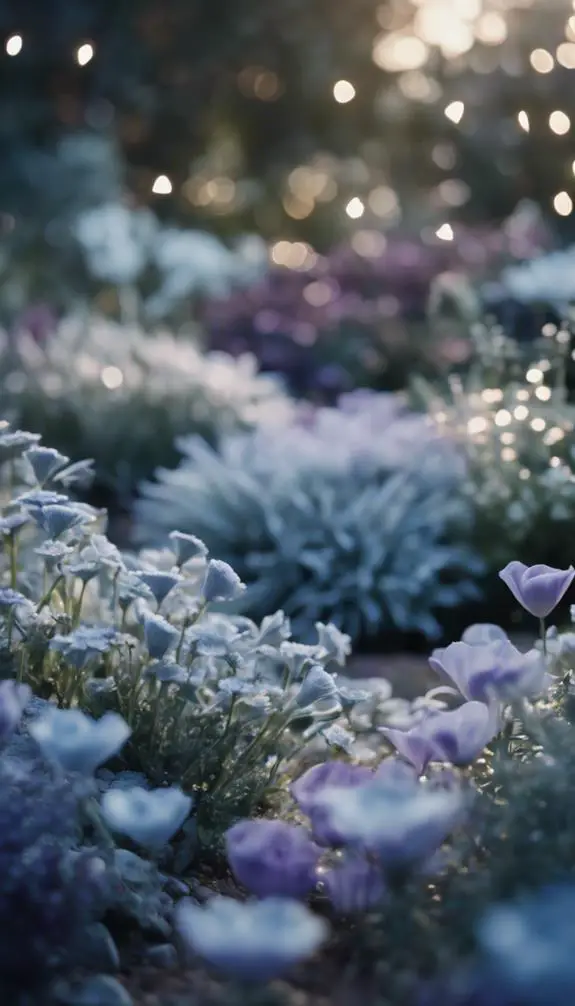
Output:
[{"left": 4, "top": 422, "right": 575, "bottom": 1004}]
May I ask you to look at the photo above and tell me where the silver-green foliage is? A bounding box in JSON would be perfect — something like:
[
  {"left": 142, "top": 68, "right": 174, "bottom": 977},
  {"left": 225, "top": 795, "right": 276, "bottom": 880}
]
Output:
[{"left": 136, "top": 392, "right": 483, "bottom": 642}]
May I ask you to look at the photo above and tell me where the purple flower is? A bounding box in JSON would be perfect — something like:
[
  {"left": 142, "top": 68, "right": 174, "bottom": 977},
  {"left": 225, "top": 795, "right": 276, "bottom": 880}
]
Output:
[
  {"left": 321, "top": 854, "right": 386, "bottom": 913},
  {"left": 382, "top": 702, "right": 498, "bottom": 774},
  {"left": 374, "top": 756, "right": 419, "bottom": 787},
  {"left": 0, "top": 681, "right": 31, "bottom": 746},
  {"left": 291, "top": 761, "right": 374, "bottom": 845},
  {"left": 316, "top": 780, "right": 463, "bottom": 867},
  {"left": 499, "top": 562, "right": 575, "bottom": 619},
  {"left": 226, "top": 819, "right": 320, "bottom": 899},
  {"left": 429, "top": 639, "right": 549, "bottom": 703}
]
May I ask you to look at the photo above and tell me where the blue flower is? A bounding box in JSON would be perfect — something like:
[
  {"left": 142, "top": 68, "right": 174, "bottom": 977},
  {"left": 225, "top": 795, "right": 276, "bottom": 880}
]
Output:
[
  {"left": 101, "top": 785, "right": 193, "bottom": 849},
  {"left": 382, "top": 701, "right": 499, "bottom": 774},
  {"left": 169, "top": 531, "right": 208, "bottom": 566},
  {"left": 500, "top": 562, "right": 575, "bottom": 619},
  {"left": 143, "top": 614, "right": 179, "bottom": 660},
  {"left": 135, "top": 570, "right": 182, "bottom": 605},
  {"left": 0, "top": 587, "right": 32, "bottom": 610},
  {"left": 295, "top": 666, "right": 340, "bottom": 709},
  {"left": 34, "top": 540, "right": 75, "bottom": 571},
  {"left": 0, "top": 429, "right": 40, "bottom": 462},
  {"left": 201, "top": 559, "right": 245, "bottom": 603},
  {"left": 50, "top": 626, "right": 118, "bottom": 669},
  {"left": 18, "top": 490, "right": 69, "bottom": 508},
  {"left": 0, "top": 512, "right": 30, "bottom": 536},
  {"left": 30, "top": 504, "right": 95, "bottom": 539},
  {"left": 24, "top": 446, "right": 69, "bottom": 485},
  {"left": 321, "top": 853, "right": 386, "bottom": 914},
  {"left": 315, "top": 622, "right": 352, "bottom": 666},
  {"left": 461, "top": 623, "right": 509, "bottom": 646},
  {"left": 52, "top": 458, "right": 95, "bottom": 489},
  {"left": 174, "top": 896, "right": 328, "bottom": 980},
  {"left": 144, "top": 661, "right": 189, "bottom": 685},
  {"left": 255, "top": 610, "right": 291, "bottom": 647},
  {"left": 28, "top": 708, "right": 131, "bottom": 774}
]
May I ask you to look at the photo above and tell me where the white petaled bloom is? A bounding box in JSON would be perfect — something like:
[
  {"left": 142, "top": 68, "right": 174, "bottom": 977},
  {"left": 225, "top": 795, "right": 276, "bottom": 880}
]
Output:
[
  {"left": 28, "top": 709, "right": 131, "bottom": 775},
  {"left": 175, "top": 896, "right": 329, "bottom": 980},
  {"left": 101, "top": 785, "right": 193, "bottom": 849},
  {"left": 315, "top": 622, "right": 352, "bottom": 666}
]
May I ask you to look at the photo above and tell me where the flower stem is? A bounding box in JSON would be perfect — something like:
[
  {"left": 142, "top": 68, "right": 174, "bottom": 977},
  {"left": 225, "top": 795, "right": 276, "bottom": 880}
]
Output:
[{"left": 540, "top": 618, "right": 547, "bottom": 658}]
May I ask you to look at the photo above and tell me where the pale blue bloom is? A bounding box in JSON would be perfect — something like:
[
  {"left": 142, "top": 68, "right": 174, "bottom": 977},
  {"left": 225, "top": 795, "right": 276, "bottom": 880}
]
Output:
[
  {"left": 143, "top": 614, "right": 179, "bottom": 660},
  {"left": 499, "top": 562, "right": 575, "bottom": 619},
  {"left": 169, "top": 531, "right": 208, "bottom": 565},
  {"left": 28, "top": 708, "right": 130, "bottom": 774},
  {"left": 201, "top": 559, "right": 245, "bottom": 603},
  {"left": 0, "top": 429, "right": 40, "bottom": 462},
  {"left": 31, "top": 504, "right": 95, "bottom": 539},
  {"left": 382, "top": 701, "right": 499, "bottom": 774},
  {"left": 0, "top": 512, "right": 30, "bottom": 536},
  {"left": 315, "top": 622, "right": 352, "bottom": 665},
  {"left": 278, "top": 641, "right": 319, "bottom": 679},
  {"left": 144, "top": 661, "right": 189, "bottom": 686},
  {"left": 101, "top": 785, "right": 193, "bottom": 849},
  {"left": 320, "top": 723, "right": 356, "bottom": 753},
  {"left": 35, "top": 540, "right": 75, "bottom": 571},
  {"left": 0, "top": 681, "right": 31, "bottom": 746},
  {"left": 18, "top": 490, "right": 69, "bottom": 508},
  {"left": 135, "top": 570, "right": 182, "bottom": 605},
  {"left": 255, "top": 610, "right": 291, "bottom": 647},
  {"left": 52, "top": 458, "right": 95, "bottom": 489},
  {"left": 0, "top": 588, "right": 32, "bottom": 610},
  {"left": 50, "top": 626, "right": 118, "bottom": 669},
  {"left": 461, "top": 623, "right": 509, "bottom": 646},
  {"left": 24, "top": 446, "right": 69, "bottom": 485},
  {"left": 295, "top": 666, "right": 340, "bottom": 709},
  {"left": 174, "top": 895, "right": 328, "bottom": 980},
  {"left": 316, "top": 780, "right": 463, "bottom": 865}
]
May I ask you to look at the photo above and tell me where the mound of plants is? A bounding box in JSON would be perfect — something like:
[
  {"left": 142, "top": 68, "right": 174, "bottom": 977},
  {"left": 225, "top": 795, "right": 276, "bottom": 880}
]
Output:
[
  {"left": 0, "top": 317, "right": 291, "bottom": 501},
  {"left": 3, "top": 423, "right": 575, "bottom": 1004},
  {"left": 135, "top": 390, "right": 482, "bottom": 647}
]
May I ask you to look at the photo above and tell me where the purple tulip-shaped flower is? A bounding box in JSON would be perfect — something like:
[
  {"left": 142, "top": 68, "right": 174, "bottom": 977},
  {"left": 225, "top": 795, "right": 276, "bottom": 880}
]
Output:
[
  {"left": 382, "top": 702, "right": 499, "bottom": 774},
  {"left": 429, "top": 639, "right": 549, "bottom": 703},
  {"left": 499, "top": 562, "right": 575, "bottom": 619},
  {"left": 291, "top": 761, "right": 374, "bottom": 846},
  {"left": 321, "top": 854, "right": 386, "bottom": 914},
  {"left": 226, "top": 819, "right": 320, "bottom": 899}
]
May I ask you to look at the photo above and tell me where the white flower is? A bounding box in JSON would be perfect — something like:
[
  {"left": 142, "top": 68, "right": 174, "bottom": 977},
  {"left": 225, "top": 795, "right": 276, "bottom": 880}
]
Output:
[
  {"left": 175, "top": 896, "right": 328, "bottom": 979},
  {"left": 28, "top": 709, "right": 130, "bottom": 774},
  {"left": 101, "top": 785, "right": 193, "bottom": 849}
]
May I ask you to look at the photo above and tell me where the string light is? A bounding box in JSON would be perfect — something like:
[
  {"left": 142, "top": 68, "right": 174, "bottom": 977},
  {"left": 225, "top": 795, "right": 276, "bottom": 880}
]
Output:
[
  {"left": 333, "top": 80, "right": 356, "bottom": 103},
  {"left": 152, "top": 175, "right": 173, "bottom": 195},
  {"left": 554, "top": 191, "right": 573, "bottom": 215},
  {"left": 76, "top": 43, "right": 94, "bottom": 66},
  {"left": 549, "top": 110, "right": 571, "bottom": 134},
  {"left": 5, "top": 34, "right": 22, "bottom": 56},
  {"left": 494, "top": 409, "right": 512, "bottom": 427},
  {"left": 530, "top": 49, "right": 554, "bottom": 73},
  {"left": 345, "top": 197, "right": 365, "bottom": 219},
  {"left": 517, "top": 111, "right": 530, "bottom": 132},
  {"left": 530, "top": 417, "right": 546, "bottom": 432},
  {"left": 535, "top": 386, "right": 552, "bottom": 401},
  {"left": 444, "top": 100, "right": 465, "bottom": 124},
  {"left": 526, "top": 368, "right": 543, "bottom": 383},
  {"left": 435, "top": 223, "right": 454, "bottom": 241},
  {"left": 100, "top": 366, "right": 123, "bottom": 390},
  {"left": 513, "top": 405, "right": 529, "bottom": 420}
]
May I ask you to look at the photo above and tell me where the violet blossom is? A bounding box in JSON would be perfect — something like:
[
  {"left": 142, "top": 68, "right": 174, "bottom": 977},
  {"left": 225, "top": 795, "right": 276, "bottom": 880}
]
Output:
[
  {"left": 382, "top": 701, "right": 499, "bottom": 774},
  {"left": 291, "top": 761, "right": 374, "bottom": 846},
  {"left": 321, "top": 853, "right": 386, "bottom": 914},
  {"left": 225, "top": 819, "right": 320, "bottom": 899},
  {"left": 499, "top": 562, "right": 575, "bottom": 619},
  {"left": 429, "top": 638, "right": 549, "bottom": 703}
]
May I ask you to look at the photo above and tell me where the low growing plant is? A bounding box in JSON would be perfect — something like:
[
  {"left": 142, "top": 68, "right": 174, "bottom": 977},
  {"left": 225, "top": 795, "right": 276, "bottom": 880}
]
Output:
[{"left": 135, "top": 390, "right": 482, "bottom": 646}]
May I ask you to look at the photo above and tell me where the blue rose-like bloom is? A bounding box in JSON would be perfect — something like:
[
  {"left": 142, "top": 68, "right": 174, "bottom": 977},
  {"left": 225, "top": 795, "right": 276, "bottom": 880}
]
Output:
[
  {"left": 175, "top": 895, "right": 328, "bottom": 980},
  {"left": 201, "top": 559, "right": 245, "bottom": 603},
  {"left": 226, "top": 819, "right": 320, "bottom": 899},
  {"left": 499, "top": 561, "right": 575, "bottom": 619}
]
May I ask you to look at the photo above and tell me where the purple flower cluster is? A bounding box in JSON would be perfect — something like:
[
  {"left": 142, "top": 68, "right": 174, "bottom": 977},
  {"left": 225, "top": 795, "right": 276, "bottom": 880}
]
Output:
[{"left": 203, "top": 218, "right": 550, "bottom": 398}]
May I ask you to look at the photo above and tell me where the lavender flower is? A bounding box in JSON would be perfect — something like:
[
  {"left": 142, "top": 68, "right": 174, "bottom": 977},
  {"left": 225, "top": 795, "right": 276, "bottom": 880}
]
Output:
[
  {"left": 0, "top": 681, "right": 31, "bottom": 746},
  {"left": 316, "top": 780, "right": 463, "bottom": 866},
  {"left": 321, "top": 854, "right": 386, "bottom": 913},
  {"left": 30, "top": 503, "right": 94, "bottom": 539},
  {"left": 201, "top": 559, "right": 245, "bottom": 603},
  {"left": 429, "top": 639, "right": 549, "bottom": 703},
  {"left": 226, "top": 819, "right": 320, "bottom": 899},
  {"left": 499, "top": 562, "right": 575, "bottom": 619},
  {"left": 28, "top": 708, "right": 130, "bottom": 775},
  {"left": 0, "top": 512, "right": 30, "bottom": 536},
  {"left": 0, "top": 587, "right": 32, "bottom": 610},
  {"left": 382, "top": 702, "right": 498, "bottom": 774},
  {"left": 50, "top": 625, "right": 118, "bottom": 669},
  {"left": 175, "top": 896, "right": 328, "bottom": 980},
  {"left": 101, "top": 785, "right": 193, "bottom": 849},
  {"left": 0, "top": 429, "right": 40, "bottom": 463},
  {"left": 461, "top": 624, "right": 509, "bottom": 646},
  {"left": 292, "top": 760, "right": 374, "bottom": 845}
]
